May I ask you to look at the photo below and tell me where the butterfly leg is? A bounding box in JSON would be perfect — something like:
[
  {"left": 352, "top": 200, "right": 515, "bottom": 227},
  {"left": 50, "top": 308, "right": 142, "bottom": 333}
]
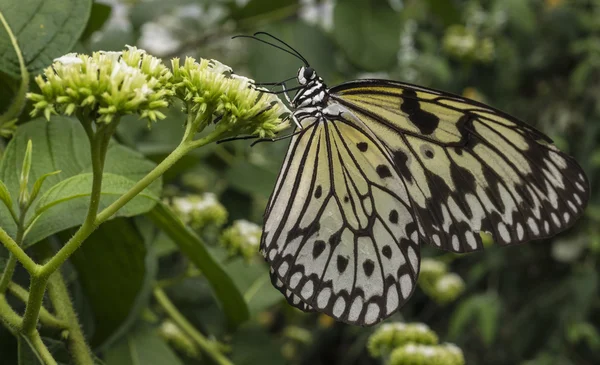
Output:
[{"left": 279, "top": 82, "right": 303, "bottom": 130}]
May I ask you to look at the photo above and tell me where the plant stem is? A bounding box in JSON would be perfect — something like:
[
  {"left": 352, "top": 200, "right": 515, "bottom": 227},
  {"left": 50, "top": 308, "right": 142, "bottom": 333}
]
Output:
[
  {"left": 25, "top": 330, "right": 58, "bottom": 365},
  {"left": 46, "top": 269, "right": 95, "bottom": 364},
  {"left": 153, "top": 287, "right": 233, "bottom": 365},
  {"left": 21, "top": 274, "right": 48, "bottom": 333},
  {"left": 0, "top": 226, "right": 39, "bottom": 274},
  {"left": 0, "top": 255, "right": 18, "bottom": 293},
  {"left": 21, "top": 123, "right": 113, "bottom": 336},
  {"left": 0, "top": 209, "right": 29, "bottom": 293},
  {"left": 0, "top": 293, "right": 22, "bottom": 334},
  {"left": 7, "top": 282, "right": 68, "bottom": 329}
]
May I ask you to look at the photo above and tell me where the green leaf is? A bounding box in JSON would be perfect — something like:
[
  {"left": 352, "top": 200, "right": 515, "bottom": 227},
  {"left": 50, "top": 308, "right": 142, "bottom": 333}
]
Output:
[
  {"left": 332, "top": 0, "right": 401, "bottom": 70},
  {"left": 103, "top": 324, "right": 183, "bottom": 365},
  {"left": 147, "top": 202, "right": 250, "bottom": 329},
  {"left": 0, "top": 179, "right": 15, "bottom": 218},
  {"left": 28, "top": 170, "right": 61, "bottom": 204},
  {"left": 230, "top": 324, "right": 286, "bottom": 365},
  {"left": 0, "top": 117, "right": 162, "bottom": 247},
  {"left": 81, "top": 2, "right": 112, "bottom": 40},
  {"left": 0, "top": 0, "right": 93, "bottom": 77},
  {"left": 18, "top": 139, "right": 33, "bottom": 207},
  {"left": 210, "top": 247, "right": 282, "bottom": 316},
  {"left": 34, "top": 173, "right": 158, "bottom": 216},
  {"left": 448, "top": 293, "right": 501, "bottom": 346},
  {"left": 18, "top": 335, "right": 43, "bottom": 365},
  {"left": 64, "top": 218, "right": 157, "bottom": 349}
]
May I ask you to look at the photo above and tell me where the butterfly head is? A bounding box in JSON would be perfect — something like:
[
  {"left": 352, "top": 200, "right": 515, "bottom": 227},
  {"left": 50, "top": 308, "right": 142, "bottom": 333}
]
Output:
[{"left": 297, "top": 66, "right": 317, "bottom": 85}]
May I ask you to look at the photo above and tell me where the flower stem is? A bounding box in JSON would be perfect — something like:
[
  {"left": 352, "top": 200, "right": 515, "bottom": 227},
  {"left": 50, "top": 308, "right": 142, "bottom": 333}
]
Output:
[
  {"left": 46, "top": 268, "right": 95, "bottom": 364},
  {"left": 24, "top": 330, "right": 58, "bottom": 365},
  {"left": 153, "top": 287, "right": 233, "bottom": 365},
  {"left": 0, "top": 255, "right": 18, "bottom": 293},
  {"left": 0, "top": 226, "right": 39, "bottom": 274},
  {"left": 7, "top": 282, "right": 68, "bottom": 330},
  {"left": 0, "top": 293, "right": 22, "bottom": 334}
]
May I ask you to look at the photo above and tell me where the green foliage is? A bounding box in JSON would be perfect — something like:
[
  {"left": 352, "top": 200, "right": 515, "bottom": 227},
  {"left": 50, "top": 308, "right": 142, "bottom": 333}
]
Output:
[
  {"left": 0, "top": 0, "right": 91, "bottom": 77},
  {"left": 0, "top": 0, "right": 599, "bottom": 364},
  {"left": 0, "top": 117, "right": 161, "bottom": 246}
]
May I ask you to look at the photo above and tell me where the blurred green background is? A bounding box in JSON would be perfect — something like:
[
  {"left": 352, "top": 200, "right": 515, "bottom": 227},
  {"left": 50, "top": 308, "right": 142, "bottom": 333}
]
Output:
[{"left": 1, "top": 0, "right": 599, "bottom": 364}]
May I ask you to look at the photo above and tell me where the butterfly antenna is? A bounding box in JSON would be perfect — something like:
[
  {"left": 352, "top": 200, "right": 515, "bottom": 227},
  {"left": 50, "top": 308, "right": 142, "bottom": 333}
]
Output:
[
  {"left": 232, "top": 35, "right": 308, "bottom": 66},
  {"left": 255, "top": 76, "right": 297, "bottom": 86},
  {"left": 253, "top": 32, "right": 310, "bottom": 67}
]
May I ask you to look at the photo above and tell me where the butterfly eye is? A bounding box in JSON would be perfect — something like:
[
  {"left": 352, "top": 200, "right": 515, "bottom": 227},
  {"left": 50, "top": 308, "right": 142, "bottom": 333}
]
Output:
[{"left": 303, "top": 67, "right": 314, "bottom": 80}]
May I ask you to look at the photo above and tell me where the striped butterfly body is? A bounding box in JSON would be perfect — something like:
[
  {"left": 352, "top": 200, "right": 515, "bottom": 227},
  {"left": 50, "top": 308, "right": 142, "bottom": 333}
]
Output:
[{"left": 249, "top": 34, "right": 590, "bottom": 326}]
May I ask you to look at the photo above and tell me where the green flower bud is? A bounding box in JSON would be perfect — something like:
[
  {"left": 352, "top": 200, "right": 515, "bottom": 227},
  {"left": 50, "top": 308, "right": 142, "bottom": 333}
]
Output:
[
  {"left": 170, "top": 193, "right": 227, "bottom": 230},
  {"left": 432, "top": 274, "right": 466, "bottom": 304},
  {"left": 170, "top": 57, "right": 290, "bottom": 139},
  {"left": 442, "top": 25, "right": 477, "bottom": 59},
  {"left": 419, "top": 259, "right": 465, "bottom": 305},
  {"left": 158, "top": 320, "right": 201, "bottom": 359},
  {"left": 220, "top": 220, "right": 262, "bottom": 261},
  {"left": 368, "top": 322, "right": 439, "bottom": 358},
  {"left": 389, "top": 343, "right": 465, "bottom": 365},
  {"left": 419, "top": 258, "right": 447, "bottom": 282},
  {"left": 27, "top": 46, "right": 172, "bottom": 125}
]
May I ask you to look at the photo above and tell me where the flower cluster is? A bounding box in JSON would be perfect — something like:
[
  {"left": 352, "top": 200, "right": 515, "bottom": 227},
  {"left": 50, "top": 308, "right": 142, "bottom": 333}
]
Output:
[
  {"left": 389, "top": 343, "right": 465, "bottom": 365},
  {"left": 368, "top": 322, "right": 439, "bottom": 358},
  {"left": 442, "top": 25, "right": 495, "bottom": 63},
  {"left": 171, "top": 57, "right": 290, "bottom": 139},
  {"left": 28, "top": 46, "right": 172, "bottom": 124},
  {"left": 418, "top": 259, "right": 465, "bottom": 305},
  {"left": 170, "top": 193, "right": 227, "bottom": 230},
  {"left": 219, "top": 219, "right": 262, "bottom": 261},
  {"left": 368, "top": 322, "right": 465, "bottom": 365}
]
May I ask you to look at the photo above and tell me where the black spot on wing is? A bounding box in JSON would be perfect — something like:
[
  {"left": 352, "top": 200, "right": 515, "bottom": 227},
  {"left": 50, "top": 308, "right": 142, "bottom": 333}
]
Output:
[
  {"left": 337, "top": 255, "right": 349, "bottom": 273},
  {"left": 401, "top": 89, "right": 439, "bottom": 135},
  {"left": 389, "top": 209, "right": 399, "bottom": 224},
  {"left": 315, "top": 185, "right": 322, "bottom": 198},
  {"left": 363, "top": 259, "right": 375, "bottom": 277},
  {"left": 376, "top": 165, "right": 393, "bottom": 179},
  {"left": 313, "top": 240, "right": 326, "bottom": 258},
  {"left": 382, "top": 245, "right": 392, "bottom": 259},
  {"left": 393, "top": 150, "right": 413, "bottom": 183},
  {"left": 357, "top": 142, "right": 368, "bottom": 152}
]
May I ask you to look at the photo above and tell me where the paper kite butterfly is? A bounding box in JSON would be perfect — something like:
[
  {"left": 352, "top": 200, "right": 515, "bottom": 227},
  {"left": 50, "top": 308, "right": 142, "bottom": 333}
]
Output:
[{"left": 235, "top": 33, "right": 590, "bottom": 326}]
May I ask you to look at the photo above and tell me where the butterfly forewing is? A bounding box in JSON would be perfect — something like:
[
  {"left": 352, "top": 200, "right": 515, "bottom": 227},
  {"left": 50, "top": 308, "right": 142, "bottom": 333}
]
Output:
[
  {"left": 330, "top": 80, "right": 589, "bottom": 253},
  {"left": 262, "top": 116, "right": 421, "bottom": 326}
]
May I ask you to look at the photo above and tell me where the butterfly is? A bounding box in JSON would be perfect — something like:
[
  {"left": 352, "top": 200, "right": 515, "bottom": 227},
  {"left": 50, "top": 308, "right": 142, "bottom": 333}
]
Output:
[{"left": 237, "top": 33, "right": 590, "bottom": 326}]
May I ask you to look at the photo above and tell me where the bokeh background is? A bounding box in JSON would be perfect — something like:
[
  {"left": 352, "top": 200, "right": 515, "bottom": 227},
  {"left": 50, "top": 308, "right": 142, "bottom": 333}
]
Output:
[{"left": 1, "top": 0, "right": 599, "bottom": 364}]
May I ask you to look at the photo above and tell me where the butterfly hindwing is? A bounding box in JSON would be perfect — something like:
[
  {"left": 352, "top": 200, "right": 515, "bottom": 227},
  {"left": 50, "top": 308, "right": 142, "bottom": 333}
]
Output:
[
  {"left": 261, "top": 117, "right": 420, "bottom": 326},
  {"left": 330, "top": 80, "right": 589, "bottom": 253}
]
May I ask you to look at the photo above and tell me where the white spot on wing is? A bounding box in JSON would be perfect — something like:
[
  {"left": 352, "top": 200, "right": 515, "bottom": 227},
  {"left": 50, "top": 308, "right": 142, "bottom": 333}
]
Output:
[
  {"left": 399, "top": 274, "right": 412, "bottom": 299},
  {"left": 317, "top": 287, "right": 331, "bottom": 309},
  {"left": 386, "top": 288, "right": 399, "bottom": 315},
  {"left": 333, "top": 296, "right": 346, "bottom": 318},
  {"left": 348, "top": 298, "right": 363, "bottom": 322},
  {"left": 527, "top": 218, "right": 539, "bottom": 235},
  {"left": 365, "top": 303, "right": 380, "bottom": 325},
  {"left": 301, "top": 280, "right": 314, "bottom": 300},
  {"left": 497, "top": 222, "right": 511, "bottom": 242}
]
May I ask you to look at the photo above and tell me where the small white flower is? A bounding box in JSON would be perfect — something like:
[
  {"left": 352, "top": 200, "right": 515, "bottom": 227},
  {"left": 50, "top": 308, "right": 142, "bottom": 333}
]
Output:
[{"left": 54, "top": 53, "right": 83, "bottom": 65}]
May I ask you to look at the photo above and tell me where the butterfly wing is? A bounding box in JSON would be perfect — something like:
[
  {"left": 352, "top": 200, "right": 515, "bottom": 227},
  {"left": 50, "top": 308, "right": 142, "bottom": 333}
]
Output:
[
  {"left": 261, "top": 117, "right": 420, "bottom": 326},
  {"left": 330, "top": 80, "right": 589, "bottom": 253}
]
